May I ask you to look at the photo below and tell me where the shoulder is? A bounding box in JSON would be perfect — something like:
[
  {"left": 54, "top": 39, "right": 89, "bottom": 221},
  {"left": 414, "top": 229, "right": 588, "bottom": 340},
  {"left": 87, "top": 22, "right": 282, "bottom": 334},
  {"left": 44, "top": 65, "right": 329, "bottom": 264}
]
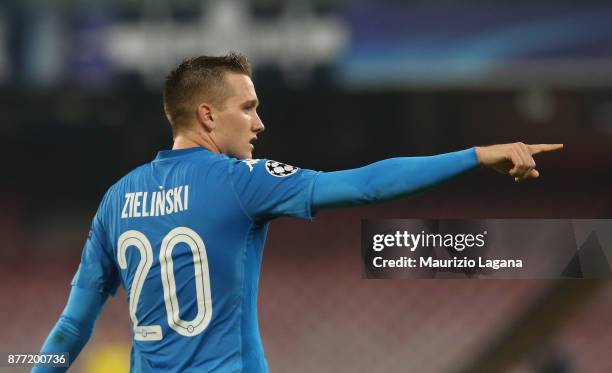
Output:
[
  {"left": 106, "top": 163, "right": 149, "bottom": 197},
  {"left": 95, "top": 161, "right": 153, "bottom": 219},
  {"left": 229, "top": 158, "right": 301, "bottom": 178}
]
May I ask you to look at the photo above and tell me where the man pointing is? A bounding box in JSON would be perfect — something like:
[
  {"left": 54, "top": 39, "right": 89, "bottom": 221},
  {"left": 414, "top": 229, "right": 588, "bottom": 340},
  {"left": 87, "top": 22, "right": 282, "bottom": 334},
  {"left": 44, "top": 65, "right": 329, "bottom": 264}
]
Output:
[{"left": 35, "top": 52, "right": 562, "bottom": 373}]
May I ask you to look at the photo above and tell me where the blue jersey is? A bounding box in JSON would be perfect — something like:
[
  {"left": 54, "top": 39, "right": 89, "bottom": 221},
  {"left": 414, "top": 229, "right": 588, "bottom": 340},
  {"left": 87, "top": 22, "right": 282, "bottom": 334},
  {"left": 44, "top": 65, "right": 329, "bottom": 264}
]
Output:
[{"left": 72, "top": 147, "right": 319, "bottom": 372}]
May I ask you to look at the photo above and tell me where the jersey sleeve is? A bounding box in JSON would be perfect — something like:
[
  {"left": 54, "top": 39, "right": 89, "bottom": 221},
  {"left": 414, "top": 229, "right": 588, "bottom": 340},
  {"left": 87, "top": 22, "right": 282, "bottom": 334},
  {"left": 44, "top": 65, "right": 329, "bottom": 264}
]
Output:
[
  {"left": 229, "top": 158, "right": 321, "bottom": 221},
  {"left": 71, "top": 191, "right": 120, "bottom": 296},
  {"left": 312, "top": 148, "right": 480, "bottom": 211}
]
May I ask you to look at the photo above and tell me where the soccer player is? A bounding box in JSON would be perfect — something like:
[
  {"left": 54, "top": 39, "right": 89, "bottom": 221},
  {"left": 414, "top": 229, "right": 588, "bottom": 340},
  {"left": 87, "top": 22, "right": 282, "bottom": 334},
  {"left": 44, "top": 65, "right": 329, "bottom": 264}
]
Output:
[{"left": 34, "top": 52, "right": 562, "bottom": 372}]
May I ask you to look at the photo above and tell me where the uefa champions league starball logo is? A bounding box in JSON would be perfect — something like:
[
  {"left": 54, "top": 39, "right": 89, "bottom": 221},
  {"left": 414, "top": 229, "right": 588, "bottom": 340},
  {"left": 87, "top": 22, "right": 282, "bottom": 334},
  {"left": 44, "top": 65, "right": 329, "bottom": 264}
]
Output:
[{"left": 265, "top": 160, "right": 299, "bottom": 177}]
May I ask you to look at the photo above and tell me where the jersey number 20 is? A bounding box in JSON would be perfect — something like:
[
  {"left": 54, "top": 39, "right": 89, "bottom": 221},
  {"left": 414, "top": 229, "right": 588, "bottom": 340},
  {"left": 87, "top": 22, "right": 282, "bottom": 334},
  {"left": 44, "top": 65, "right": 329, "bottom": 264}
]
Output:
[{"left": 117, "top": 227, "right": 212, "bottom": 341}]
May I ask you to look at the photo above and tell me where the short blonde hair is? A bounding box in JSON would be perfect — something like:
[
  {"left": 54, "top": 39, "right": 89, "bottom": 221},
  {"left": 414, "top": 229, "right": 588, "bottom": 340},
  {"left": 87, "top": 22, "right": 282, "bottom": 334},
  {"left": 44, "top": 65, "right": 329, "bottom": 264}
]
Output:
[{"left": 163, "top": 52, "right": 252, "bottom": 135}]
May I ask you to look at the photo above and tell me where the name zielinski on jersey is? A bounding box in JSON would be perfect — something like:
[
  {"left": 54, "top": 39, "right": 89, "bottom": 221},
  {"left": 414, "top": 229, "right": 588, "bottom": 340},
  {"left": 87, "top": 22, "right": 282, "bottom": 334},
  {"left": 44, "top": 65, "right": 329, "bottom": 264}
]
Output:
[{"left": 121, "top": 185, "right": 189, "bottom": 219}]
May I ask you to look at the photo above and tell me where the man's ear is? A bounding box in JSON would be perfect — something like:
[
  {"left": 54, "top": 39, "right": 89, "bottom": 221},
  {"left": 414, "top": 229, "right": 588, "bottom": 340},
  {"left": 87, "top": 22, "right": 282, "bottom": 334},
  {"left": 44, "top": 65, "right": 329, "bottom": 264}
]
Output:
[{"left": 196, "top": 102, "right": 215, "bottom": 131}]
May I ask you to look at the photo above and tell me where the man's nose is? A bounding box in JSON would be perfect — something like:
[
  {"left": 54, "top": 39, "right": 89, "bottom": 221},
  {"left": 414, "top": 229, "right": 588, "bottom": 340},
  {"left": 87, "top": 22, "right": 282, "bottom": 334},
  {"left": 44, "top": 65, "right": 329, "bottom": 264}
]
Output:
[{"left": 254, "top": 114, "right": 265, "bottom": 133}]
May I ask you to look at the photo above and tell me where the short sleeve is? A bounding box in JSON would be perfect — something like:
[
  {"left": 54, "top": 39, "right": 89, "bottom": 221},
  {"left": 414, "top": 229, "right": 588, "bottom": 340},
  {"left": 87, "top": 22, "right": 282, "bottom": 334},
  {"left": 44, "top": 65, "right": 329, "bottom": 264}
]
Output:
[
  {"left": 230, "top": 158, "right": 320, "bottom": 221},
  {"left": 71, "top": 193, "right": 120, "bottom": 296}
]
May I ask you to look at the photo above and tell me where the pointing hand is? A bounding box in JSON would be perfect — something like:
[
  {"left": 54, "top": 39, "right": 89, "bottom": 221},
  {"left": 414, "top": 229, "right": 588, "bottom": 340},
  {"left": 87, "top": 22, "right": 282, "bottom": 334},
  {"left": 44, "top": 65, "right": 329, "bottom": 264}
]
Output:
[{"left": 475, "top": 143, "right": 563, "bottom": 182}]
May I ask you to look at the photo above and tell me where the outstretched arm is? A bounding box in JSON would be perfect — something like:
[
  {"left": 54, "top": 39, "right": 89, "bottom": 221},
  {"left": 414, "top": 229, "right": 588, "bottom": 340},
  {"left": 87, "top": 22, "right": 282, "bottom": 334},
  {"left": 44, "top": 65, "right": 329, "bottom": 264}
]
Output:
[
  {"left": 33, "top": 287, "right": 108, "bottom": 372},
  {"left": 313, "top": 148, "right": 478, "bottom": 210},
  {"left": 312, "top": 143, "right": 563, "bottom": 211}
]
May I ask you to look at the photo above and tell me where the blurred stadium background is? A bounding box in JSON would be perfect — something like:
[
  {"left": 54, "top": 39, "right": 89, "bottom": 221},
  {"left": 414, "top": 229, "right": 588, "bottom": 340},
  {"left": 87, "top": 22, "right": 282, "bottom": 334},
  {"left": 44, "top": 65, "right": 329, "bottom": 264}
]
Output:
[{"left": 1, "top": 0, "right": 611, "bottom": 372}]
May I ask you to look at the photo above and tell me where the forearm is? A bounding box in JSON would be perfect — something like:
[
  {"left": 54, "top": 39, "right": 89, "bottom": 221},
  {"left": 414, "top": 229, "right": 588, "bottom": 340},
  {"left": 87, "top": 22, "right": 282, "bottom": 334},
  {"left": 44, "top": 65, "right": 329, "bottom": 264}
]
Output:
[
  {"left": 33, "top": 317, "right": 94, "bottom": 372},
  {"left": 312, "top": 148, "right": 479, "bottom": 211},
  {"left": 33, "top": 287, "right": 107, "bottom": 372}
]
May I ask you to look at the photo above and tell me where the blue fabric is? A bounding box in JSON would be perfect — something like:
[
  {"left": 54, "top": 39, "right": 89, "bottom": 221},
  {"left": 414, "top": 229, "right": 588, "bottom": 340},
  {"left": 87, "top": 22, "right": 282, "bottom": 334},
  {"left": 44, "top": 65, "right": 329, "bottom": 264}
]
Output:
[
  {"left": 66, "top": 148, "right": 318, "bottom": 373},
  {"left": 33, "top": 287, "right": 108, "bottom": 373},
  {"left": 312, "top": 148, "right": 479, "bottom": 210},
  {"left": 71, "top": 192, "right": 120, "bottom": 295},
  {"left": 229, "top": 158, "right": 320, "bottom": 221},
  {"left": 38, "top": 146, "right": 478, "bottom": 372}
]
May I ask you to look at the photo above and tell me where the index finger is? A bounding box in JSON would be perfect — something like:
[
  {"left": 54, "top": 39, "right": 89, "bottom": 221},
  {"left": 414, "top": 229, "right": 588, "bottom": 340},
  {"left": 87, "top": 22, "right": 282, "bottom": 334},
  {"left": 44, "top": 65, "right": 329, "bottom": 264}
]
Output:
[{"left": 528, "top": 144, "right": 564, "bottom": 155}]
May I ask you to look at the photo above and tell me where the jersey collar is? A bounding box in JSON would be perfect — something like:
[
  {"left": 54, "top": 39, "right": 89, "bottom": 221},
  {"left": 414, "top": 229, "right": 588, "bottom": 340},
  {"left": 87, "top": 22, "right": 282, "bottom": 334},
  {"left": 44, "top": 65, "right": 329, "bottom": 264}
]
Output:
[{"left": 154, "top": 147, "right": 210, "bottom": 161}]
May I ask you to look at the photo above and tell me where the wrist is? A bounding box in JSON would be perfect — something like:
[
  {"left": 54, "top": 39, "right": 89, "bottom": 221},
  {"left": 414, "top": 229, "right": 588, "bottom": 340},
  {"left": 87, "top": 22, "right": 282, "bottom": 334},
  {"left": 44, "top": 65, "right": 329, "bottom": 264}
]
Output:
[{"left": 474, "top": 146, "right": 484, "bottom": 165}]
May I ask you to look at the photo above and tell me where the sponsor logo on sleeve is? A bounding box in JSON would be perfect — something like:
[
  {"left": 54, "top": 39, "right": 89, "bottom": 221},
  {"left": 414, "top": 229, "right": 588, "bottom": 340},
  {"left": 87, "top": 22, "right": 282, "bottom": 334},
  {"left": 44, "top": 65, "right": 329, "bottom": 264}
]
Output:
[
  {"left": 265, "top": 160, "right": 299, "bottom": 177},
  {"left": 241, "top": 159, "right": 260, "bottom": 172}
]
